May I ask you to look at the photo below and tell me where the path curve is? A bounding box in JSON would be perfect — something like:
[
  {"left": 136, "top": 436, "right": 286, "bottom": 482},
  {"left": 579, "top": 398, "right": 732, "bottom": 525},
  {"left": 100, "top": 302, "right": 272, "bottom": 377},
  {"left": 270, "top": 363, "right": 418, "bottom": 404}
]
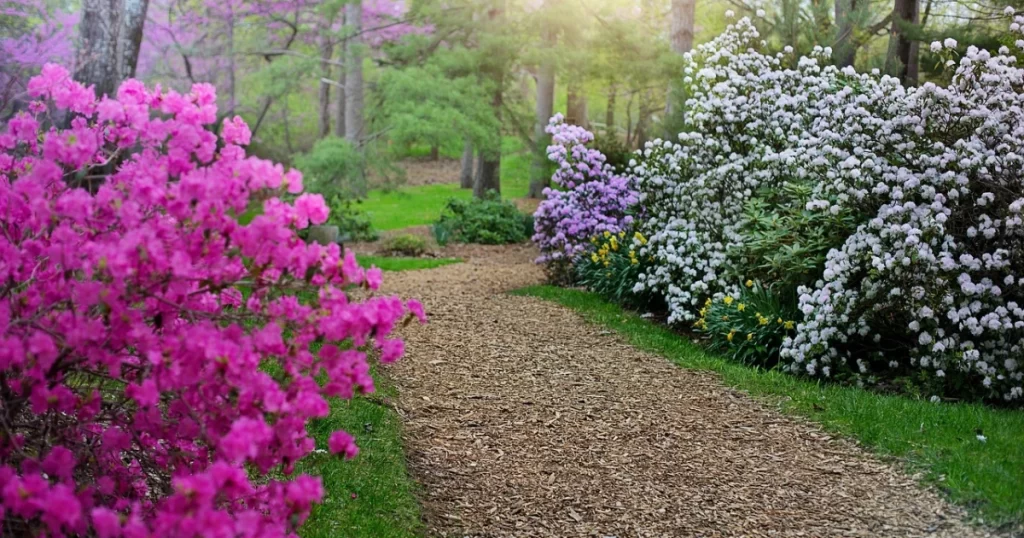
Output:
[{"left": 381, "top": 245, "right": 992, "bottom": 538}]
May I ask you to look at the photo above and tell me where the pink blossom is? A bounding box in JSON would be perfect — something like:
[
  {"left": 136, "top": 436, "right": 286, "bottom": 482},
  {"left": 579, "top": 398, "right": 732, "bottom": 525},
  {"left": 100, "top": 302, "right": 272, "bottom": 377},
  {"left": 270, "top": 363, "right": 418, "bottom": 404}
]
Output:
[{"left": 328, "top": 431, "right": 359, "bottom": 459}]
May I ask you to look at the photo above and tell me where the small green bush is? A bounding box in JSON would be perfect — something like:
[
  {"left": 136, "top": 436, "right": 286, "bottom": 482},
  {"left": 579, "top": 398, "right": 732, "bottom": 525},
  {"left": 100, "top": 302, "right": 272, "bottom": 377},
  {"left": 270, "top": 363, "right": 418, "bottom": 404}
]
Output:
[
  {"left": 695, "top": 281, "right": 800, "bottom": 367},
  {"left": 432, "top": 194, "right": 529, "bottom": 245},
  {"left": 591, "top": 134, "right": 632, "bottom": 173},
  {"left": 382, "top": 234, "right": 427, "bottom": 256},
  {"left": 326, "top": 195, "right": 378, "bottom": 242},
  {"left": 295, "top": 137, "right": 367, "bottom": 199}
]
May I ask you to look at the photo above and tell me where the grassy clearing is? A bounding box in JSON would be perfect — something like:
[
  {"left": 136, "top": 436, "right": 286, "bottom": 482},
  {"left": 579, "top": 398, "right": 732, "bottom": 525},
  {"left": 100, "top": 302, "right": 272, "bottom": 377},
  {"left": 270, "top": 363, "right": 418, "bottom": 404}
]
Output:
[
  {"left": 513, "top": 285, "right": 1024, "bottom": 530},
  {"left": 356, "top": 254, "right": 461, "bottom": 272},
  {"left": 362, "top": 137, "right": 533, "bottom": 231},
  {"left": 298, "top": 369, "right": 422, "bottom": 538}
]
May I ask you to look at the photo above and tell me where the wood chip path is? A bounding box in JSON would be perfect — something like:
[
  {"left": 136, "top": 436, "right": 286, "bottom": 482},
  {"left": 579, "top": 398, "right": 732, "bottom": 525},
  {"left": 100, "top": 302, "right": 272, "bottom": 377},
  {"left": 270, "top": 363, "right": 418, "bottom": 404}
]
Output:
[{"left": 379, "top": 244, "right": 994, "bottom": 538}]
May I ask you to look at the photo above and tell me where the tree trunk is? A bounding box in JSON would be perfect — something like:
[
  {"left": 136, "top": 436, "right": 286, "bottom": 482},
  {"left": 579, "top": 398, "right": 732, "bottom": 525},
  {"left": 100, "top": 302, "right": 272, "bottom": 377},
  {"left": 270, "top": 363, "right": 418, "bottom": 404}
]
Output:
[
  {"left": 884, "top": 0, "right": 920, "bottom": 85},
  {"left": 605, "top": 84, "right": 616, "bottom": 135},
  {"left": 566, "top": 81, "right": 588, "bottom": 129},
  {"left": 474, "top": 83, "right": 502, "bottom": 199},
  {"left": 75, "top": 0, "right": 150, "bottom": 98},
  {"left": 474, "top": 0, "right": 504, "bottom": 200},
  {"left": 834, "top": 0, "right": 857, "bottom": 67},
  {"left": 460, "top": 140, "right": 474, "bottom": 188},
  {"left": 317, "top": 18, "right": 334, "bottom": 139},
  {"left": 227, "top": 7, "right": 237, "bottom": 114},
  {"left": 333, "top": 10, "right": 347, "bottom": 138},
  {"left": 665, "top": 0, "right": 696, "bottom": 116},
  {"left": 527, "top": 28, "right": 556, "bottom": 199},
  {"left": 430, "top": 144, "right": 440, "bottom": 160},
  {"left": 344, "top": 0, "right": 364, "bottom": 144}
]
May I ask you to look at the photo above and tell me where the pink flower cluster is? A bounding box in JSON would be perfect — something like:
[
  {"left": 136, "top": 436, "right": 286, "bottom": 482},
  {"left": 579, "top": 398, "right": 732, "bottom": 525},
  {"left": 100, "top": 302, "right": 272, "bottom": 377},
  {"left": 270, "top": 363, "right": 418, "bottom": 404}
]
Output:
[
  {"left": 0, "top": 64, "right": 424, "bottom": 537},
  {"left": 532, "top": 114, "right": 639, "bottom": 268}
]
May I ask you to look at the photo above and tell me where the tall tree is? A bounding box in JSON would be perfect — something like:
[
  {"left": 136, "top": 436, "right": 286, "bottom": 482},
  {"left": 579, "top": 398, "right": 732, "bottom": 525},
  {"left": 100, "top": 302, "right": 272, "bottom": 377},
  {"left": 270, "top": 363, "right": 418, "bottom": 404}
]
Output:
[
  {"left": 345, "top": 0, "right": 365, "bottom": 144},
  {"left": 884, "top": 0, "right": 920, "bottom": 85},
  {"left": 317, "top": 13, "right": 335, "bottom": 138},
  {"left": 834, "top": 0, "right": 857, "bottom": 66},
  {"left": 75, "top": 0, "right": 151, "bottom": 98},
  {"left": 460, "top": 140, "right": 474, "bottom": 188},
  {"left": 665, "top": 0, "right": 696, "bottom": 115},
  {"left": 528, "top": 25, "right": 556, "bottom": 199}
]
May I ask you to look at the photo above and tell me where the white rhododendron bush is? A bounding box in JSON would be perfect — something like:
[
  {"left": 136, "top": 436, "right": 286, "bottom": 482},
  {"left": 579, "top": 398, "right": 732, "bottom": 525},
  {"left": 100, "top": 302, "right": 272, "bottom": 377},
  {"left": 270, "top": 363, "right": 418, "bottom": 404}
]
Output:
[{"left": 628, "top": 16, "right": 1024, "bottom": 401}]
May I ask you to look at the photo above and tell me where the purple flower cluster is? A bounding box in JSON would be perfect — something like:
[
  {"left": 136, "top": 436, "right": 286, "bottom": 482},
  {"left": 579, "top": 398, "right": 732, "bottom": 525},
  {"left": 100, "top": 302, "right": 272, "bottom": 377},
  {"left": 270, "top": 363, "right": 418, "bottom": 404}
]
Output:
[{"left": 532, "top": 114, "right": 639, "bottom": 267}]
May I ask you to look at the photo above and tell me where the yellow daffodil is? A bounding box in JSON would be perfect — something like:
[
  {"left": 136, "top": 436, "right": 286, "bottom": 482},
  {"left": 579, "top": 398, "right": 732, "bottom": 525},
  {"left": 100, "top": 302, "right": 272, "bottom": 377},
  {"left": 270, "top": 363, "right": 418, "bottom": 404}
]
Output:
[
  {"left": 745, "top": 279, "right": 754, "bottom": 287},
  {"left": 591, "top": 253, "right": 599, "bottom": 263},
  {"left": 783, "top": 320, "right": 795, "bottom": 330},
  {"left": 603, "top": 260, "right": 610, "bottom": 267},
  {"left": 619, "top": 231, "right": 626, "bottom": 239},
  {"left": 723, "top": 296, "right": 734, "bottom": 306},
  {"left": 747, "top": 333, "right": 753, "bottom": 340},
  {"left": 634, "top": 231, "right": 648, "bottom": 245},
  {"left": 777, "top": 317, "right": 783, "bottom": 324},
  {"left": 737, "top": 303, "right": 746, "bottom": 312},
  {"left": 727, "top": 330, "right": 736, "bottom": 342},
  {"left": 705, "top": 298, "right": 712, "bottom": 307},
  {"left": 603, "top": 231, "right": 611, "bottom": 238}
]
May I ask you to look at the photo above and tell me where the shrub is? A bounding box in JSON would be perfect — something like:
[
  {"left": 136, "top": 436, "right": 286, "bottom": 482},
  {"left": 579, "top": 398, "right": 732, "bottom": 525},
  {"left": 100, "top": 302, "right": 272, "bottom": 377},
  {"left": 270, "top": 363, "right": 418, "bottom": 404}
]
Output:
[
  {"left": 575, "top": 231, "right": 662, "bottom": 310},
  {"left": 631, "top": 16, "right": 1024, "bottom": 402},
  {"left": 532, "top": 115, "right": 640, "bottom": 277},
  {"left": 295, "top": 136, "right": 367, "bottom": 199},
  {"left": 591, "top": 133, "right": 632, "bottom": 173},
  {"left": 0, "top": 64, "right": 425, "bottom": 536},
  {"left": 382, "top": 233, "right": 428, "bottom": 256},
  {"left": 695, "top": 281, "right": 800, "bottom": 367},
  {"left": 433, "top": 194, "right": 529, "bottom": 245},
  {"left": 326, "top": 195, "right": 378, "bottom": 242}
]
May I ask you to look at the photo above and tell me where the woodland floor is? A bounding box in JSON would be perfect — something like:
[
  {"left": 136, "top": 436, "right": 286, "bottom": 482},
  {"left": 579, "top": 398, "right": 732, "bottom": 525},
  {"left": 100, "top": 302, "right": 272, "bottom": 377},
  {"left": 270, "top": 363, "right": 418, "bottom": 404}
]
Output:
[{"left": 352, "top": 238, "right": 1001, "bottom": 538}]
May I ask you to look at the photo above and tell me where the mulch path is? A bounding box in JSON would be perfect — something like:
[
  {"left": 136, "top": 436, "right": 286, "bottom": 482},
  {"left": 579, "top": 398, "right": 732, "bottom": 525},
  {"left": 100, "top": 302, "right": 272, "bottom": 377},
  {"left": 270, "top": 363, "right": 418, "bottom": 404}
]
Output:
[{"left": 378, "top": 244, "right": 996, "bottom": 538}]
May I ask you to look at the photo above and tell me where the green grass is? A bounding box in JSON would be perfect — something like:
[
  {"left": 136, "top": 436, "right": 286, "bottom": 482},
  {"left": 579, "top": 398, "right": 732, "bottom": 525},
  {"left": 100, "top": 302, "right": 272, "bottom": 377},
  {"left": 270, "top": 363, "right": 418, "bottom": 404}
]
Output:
[
  {"left": 513, "top": 285, "right": 1024, "bottom": 530},
  {"left": 356, "top": 254, "right": 461, "bottom": 272},
  {"left": 298, "top": 370, "right": 422, "bottom": 538},
  {"left": 361, "top": 137, "right": 532, "bottom": 231}
]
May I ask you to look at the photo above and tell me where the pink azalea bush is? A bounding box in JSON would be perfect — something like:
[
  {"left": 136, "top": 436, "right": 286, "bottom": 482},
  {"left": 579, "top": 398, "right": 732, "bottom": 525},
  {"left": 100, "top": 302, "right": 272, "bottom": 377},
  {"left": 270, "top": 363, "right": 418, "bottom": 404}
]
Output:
[
  {"left": 0, "top": 64, "right": 424, "bottom": 536},
  {"left": 532, "top": 114, "right": 639, "bottom": 275}
]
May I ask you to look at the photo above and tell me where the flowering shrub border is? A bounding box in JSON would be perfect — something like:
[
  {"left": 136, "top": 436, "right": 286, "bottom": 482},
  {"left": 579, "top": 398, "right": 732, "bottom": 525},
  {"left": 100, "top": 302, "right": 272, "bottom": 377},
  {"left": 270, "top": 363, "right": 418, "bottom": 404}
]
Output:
[{"left": 0, "top": 64, "right": 424, "bottom": 536}]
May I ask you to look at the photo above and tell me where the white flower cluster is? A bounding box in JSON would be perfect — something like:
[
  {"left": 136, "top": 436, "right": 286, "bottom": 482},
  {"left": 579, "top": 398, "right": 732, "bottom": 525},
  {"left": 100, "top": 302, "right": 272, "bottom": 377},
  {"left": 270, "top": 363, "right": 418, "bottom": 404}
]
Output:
[{"left": 632, "top": 17, "right": 1024, "bottom": 401}]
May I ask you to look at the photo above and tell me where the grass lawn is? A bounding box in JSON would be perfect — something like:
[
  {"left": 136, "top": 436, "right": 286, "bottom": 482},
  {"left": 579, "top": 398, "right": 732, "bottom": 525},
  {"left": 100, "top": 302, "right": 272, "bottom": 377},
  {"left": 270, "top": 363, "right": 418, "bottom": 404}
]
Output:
[
  {"left": 298, "top": 369, "right": 422, "bottom": 538},
  {"left": 513, "top": 285, "right": 1024, "bottom": 530},
  {"left": 356, "top": 254, "right": 461, "bottom": 272},
  {"left": 361, "top": 137, "right": 533, "bottom": 231}
]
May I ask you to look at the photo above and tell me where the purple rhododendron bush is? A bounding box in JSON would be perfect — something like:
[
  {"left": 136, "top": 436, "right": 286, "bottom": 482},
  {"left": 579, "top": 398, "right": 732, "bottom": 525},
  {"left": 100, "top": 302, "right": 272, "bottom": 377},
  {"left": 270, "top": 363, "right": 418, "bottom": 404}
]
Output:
[
  {"left": 0, "top": 64, "right": 424, "bottom": 537},
  {"left": 532, "top": 114, "right": 640, "bottom": 278}
]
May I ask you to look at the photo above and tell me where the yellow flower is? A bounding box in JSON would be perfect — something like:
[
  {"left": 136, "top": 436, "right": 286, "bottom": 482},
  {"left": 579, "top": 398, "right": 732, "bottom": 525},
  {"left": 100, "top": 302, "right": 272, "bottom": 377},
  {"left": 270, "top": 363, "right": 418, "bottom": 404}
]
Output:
[
  {"left": 634, "top": 231, "right": 647, "bottom": 245},
  {"left": 705, "top": 298, "right": 712, "bottom": 307},
  {"left": 603, "top": 260, "right": 610, "bottom": 267},
  {"left": 631, "top": 258, "right": 638, "bottom": 265},
  {"left": 591, "top": 253, "right": 599, "bottom": 263},
  {"left": 727, "top": 330, "right": 736, "bottom": 342},
  {"left": 759, "top": 317, "right": 769, "bottom": 326},
  {"left": 784, "top": 320, "right": 795, "bottom": 330},
  {"left": 777, "top": 317, "right": 783, "bottom": 324},
  {"left": 723, "top": 296, "right": 734, "bottom": 306},
  {"left": 605, "top": 272, "right": 612, "bottom": 277},
  {"left": 603, "top": 231, "right": 611, "bottom": 238},
  {"left": 619, "top": 231, "right": 626, "bottom": 239},
  {"left": 745, "top": 279, "right": 754, "bottom": 287},
  {"left": 590, "top": 237, "right": 598, "bottom": 244},
  {"left": 747, "top": 333, "right": 753, "bottom": 341},
  {"left": 721, "top": 315, "right": 729, "bottom": 321},
  {"left": 629, "top": 250, "right": 636, "bottom": 258},
  {"left": 737, "top": 303, "right": 746, "bottom": 312}
]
